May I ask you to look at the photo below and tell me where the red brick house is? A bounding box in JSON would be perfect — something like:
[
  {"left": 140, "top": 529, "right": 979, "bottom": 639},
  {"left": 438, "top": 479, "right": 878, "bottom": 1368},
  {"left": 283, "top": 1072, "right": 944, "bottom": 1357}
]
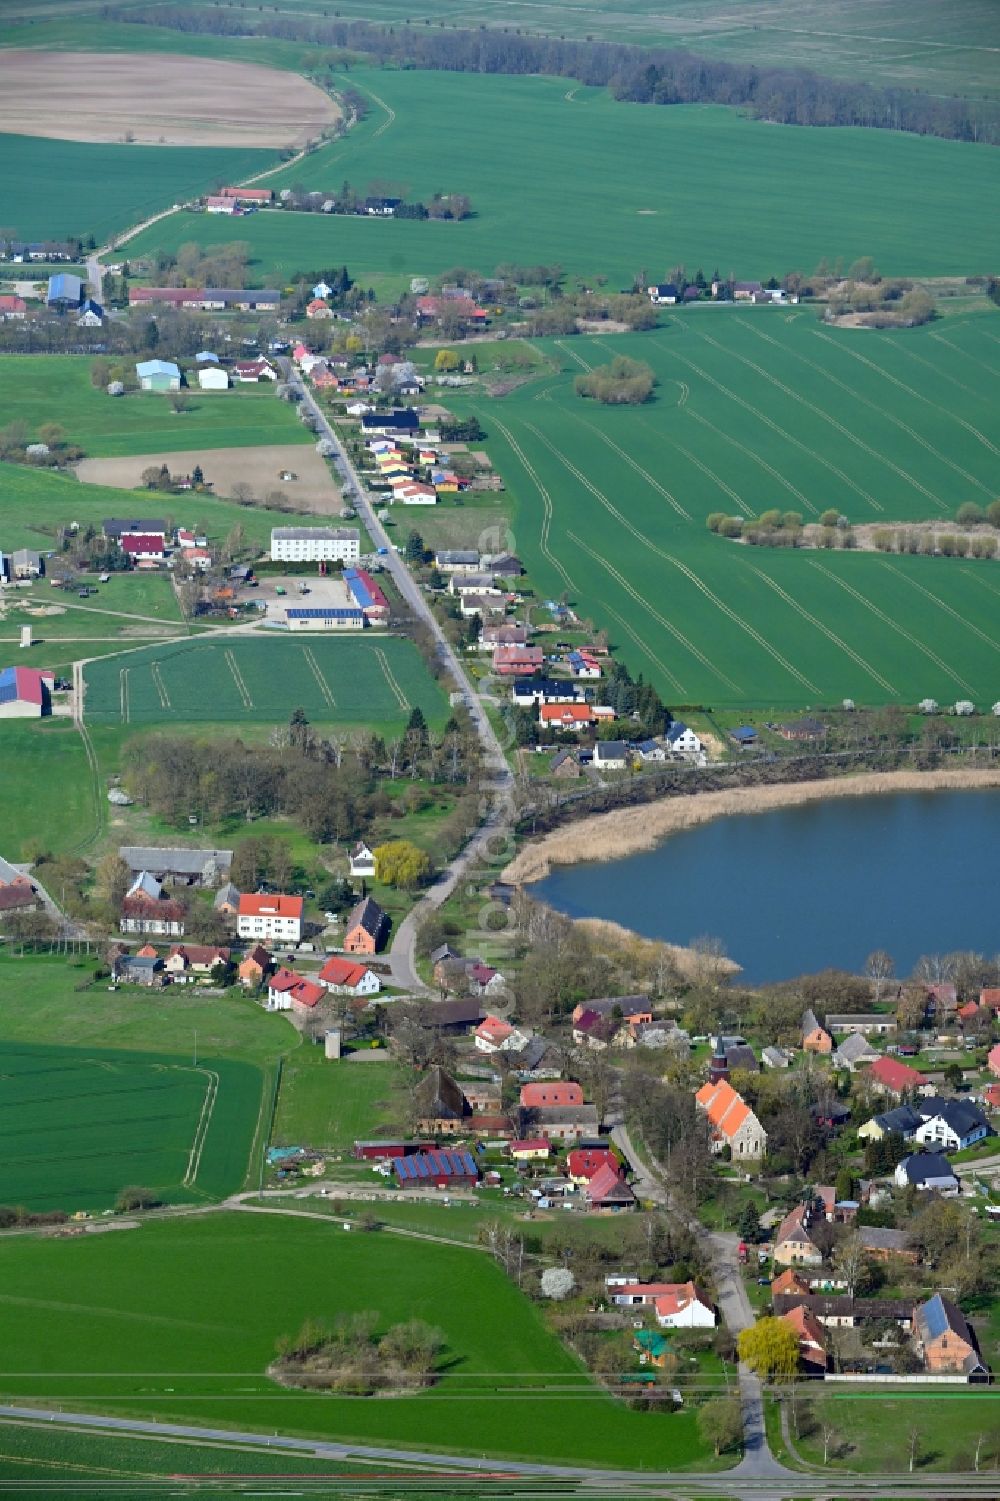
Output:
[{"left": 343, "top": 895, "right": 387, "bottom": 954}]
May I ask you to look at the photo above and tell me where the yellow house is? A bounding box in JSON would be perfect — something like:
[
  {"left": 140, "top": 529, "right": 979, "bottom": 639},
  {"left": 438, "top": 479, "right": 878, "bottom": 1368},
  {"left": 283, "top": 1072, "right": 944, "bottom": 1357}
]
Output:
[{"left": 509, "top": 1138, "right": 551, "bottom": 1162}]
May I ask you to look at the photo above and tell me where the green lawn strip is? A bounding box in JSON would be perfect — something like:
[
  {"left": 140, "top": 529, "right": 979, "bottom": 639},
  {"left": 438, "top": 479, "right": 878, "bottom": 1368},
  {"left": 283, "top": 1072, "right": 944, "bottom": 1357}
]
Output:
[
  {"left": 0, "top": 1420, "right": 362, "bottom": 1482},
  {"left": 0, "top": 1212, "right": 720, "bottom": 1470},
  {"left": 0, "top": 721, "right": 95, "bottom": 859},
  {"left": 0, "top": 462, "right": 303, "bottom": 552},
  {"left": 271, "top": 1054, "right": 412, "bottom": 1155},
  {"left": 0, "top": 358, "right": 310, "bottom": 459},
  {"left": 124, "top": 71, "right": 1000, "bottom": 283},
  {"left": 795, "top": 1390, "right": 1000, "bottom": 1472},
  {"left": 82, "top": 634, "right": 450, "bottom": 733}
]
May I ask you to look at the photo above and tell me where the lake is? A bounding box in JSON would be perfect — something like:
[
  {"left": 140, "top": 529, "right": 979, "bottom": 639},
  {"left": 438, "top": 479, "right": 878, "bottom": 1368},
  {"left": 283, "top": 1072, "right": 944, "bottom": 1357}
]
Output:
[{"left": 533, "top": 789, "right": 1000, "bottom": 983}]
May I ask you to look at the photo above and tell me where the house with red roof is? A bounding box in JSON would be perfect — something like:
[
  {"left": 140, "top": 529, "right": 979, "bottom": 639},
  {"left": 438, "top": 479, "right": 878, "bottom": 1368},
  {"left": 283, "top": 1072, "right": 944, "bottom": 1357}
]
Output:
[
  {"left": 266, "top": 967, "right": 324, "bottom": 1015},
  {"left": 566, "top": 1147, "right": 618, "bottom": 1183},
  {"left": 771, "top": 1268, "right": 811, "bottom": 1299},
  {"left": 980, "top": 988, "right": 1000, "bottom": 1013},
  {"left": 957, "top": 1000, "right": 982, "bottom": 1025},
  {"left": 318, "top": 954, "right": 381, "bottom": 997},
  {"left": 306, "top": 297, "right": 331, "bottom": 319},
  {"left": 586, "top": 1161, "right": 635, "bottom": 1211},
  {"left": 539, "top": 703, "right": 595, "bottom": 730},
  {"left": 982, "top": 1081, "right": 1000, "bottom": 1111},
  {"left": 867, "top": 1056, "right": 930, "bottom": 1100},
  {"left": 238, "top": 892, "right": 303, "bottom": 945},
  {"left": 120, "top": 533, "right": 165, "bottom": 566},
  {"left": 521, "top": 1082, "right": 584, "bottom": 1111},
  {"left": 781, "top": 1303, "right": 828, "bottom": 1372},
  {"left": 988, "top": 1043, "right": 1000, "bottom": 1081},
  {"left": 773, "top": 1202, "right": 824, "bottom": 1267},
  {"left": 475, "top": 1014, "right": 514, "bottom": 1052},
  {"left": 0, "top": 666, "right": 53, "bottom": 719},
  {"left": 509, "top": 1138, "right": 551, "bottom": 1162},
  {"left": 0, "top": 295, "right": 26, "bottom": 319},
  {"left": 653, "top": 1282, "right": 715, "bottom": 1329},
  {"left": 493, "top": 644, "right": 543, "bottom": 676},
  {"left": 695, "top": 1078, "right": 767, "bottom": 1158},
  {"left": 163, "top": 944, "right": 230, "bottom": 982}
]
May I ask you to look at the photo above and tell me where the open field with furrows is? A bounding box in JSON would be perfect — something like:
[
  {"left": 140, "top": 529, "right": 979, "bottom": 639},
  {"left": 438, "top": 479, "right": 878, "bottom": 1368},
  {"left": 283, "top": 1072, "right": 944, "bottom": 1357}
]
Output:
[
  {"left": 0, "top": 464, "right": 306, "bottom": 552},
  {"left": 124, "top": 71, "right": 1000, "bottom": 284},
  {"left": 0, "top": 1041, "right": 263, "bottom": 1211},
  {"left": 83, "top": 635, "right": 450, "bottom": 732},
  {"left": 0, "top": 358, "right": 312, "bottom": 459},
  {"left": 474, "top": 309, "right": 1000, "bottom": 709},
  {"left": 78, "top": 443, "right": 341, "bottom": 514},
  {"left": 0, "top": 50, "right": 340, "bottom": 147},
  {"left": 0, "top": 1212, "right": 718, "bottom": 1469},
  {"left": 1, "top": 133, "right": 278, "bottom": 245}
]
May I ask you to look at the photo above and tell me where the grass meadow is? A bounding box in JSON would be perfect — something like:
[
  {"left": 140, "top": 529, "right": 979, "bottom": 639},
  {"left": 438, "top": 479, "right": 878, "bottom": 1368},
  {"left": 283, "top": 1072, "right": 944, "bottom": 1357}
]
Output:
[
  {"left": 272, "top": 1053, "right": 410, "bottom": 1153},
  {"left": 2, "top": 133, "right": 277, "bottom": 244},
  {"left": 0, "top": 358, "right": 311, "bottom": 458},
  {"left": 468, "top": 308, "right": 1000, "bottom": 709},
  {"left": 83, "top": 634, "right": 450, "bottom": 733},
  {"left": 0, "top": 463, "right": 306, "bottom": 551},
  {"left": 125, "top": 70, "right": 1000, "bottom": 285},
  {"left": 0, "top": 1211, "right": 717, "bottom": 1469},
  {"left": 0, "top": 722, "right": 95, "bottom": 858}
]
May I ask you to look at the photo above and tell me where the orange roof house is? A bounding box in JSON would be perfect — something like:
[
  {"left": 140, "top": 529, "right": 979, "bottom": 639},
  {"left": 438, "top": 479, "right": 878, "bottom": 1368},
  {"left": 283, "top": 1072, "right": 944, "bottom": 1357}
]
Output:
[
  {"left": 802, "top": 1008, "right": 833, "bottom": 1054},
  {"left": 771, "top": 1268, "right": 811, "bottom": 1298},
  {"left": 987, "top": 1044, "right": 1000, "bottom": 1081},
  {"left": 782, "top": 1304, "right": 828, "bottom": 1372},
  {"left": 239, "top": 944, "right": 272, "bottom": 988},
  {"left": 475, "top": 1014, "right": 514, "bottom": 1052},
  {"left": 538, "top": 703, "right": 595, "bottom": 728},
  {"left": 695, "top": 1079, "right": 767, "bottom": 1159},
  {"left": 520, "top": 1082, "right": 584, "bottom": 1110}
]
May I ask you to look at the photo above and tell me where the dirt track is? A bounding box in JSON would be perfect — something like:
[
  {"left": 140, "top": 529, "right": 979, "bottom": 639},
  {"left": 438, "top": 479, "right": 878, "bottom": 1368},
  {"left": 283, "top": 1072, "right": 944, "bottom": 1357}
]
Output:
[
  {"left": 76, "top": 445, "right": 342, "bottom": 515},
  {"left": 0, "top": 51, "right": 340, "bottom": 147}
]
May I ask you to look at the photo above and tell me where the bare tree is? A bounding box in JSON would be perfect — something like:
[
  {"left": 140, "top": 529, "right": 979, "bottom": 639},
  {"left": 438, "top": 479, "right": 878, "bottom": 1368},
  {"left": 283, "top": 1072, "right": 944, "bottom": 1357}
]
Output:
[
  {"left": 908, "top": 1427, "right": 920, "bottom": 1473},
  {"left": 866, "top": 949, "right": 895, "bottom": 1004},
  {"left": 822, "top": 1422, "right": 838, "bottom": 1465}
]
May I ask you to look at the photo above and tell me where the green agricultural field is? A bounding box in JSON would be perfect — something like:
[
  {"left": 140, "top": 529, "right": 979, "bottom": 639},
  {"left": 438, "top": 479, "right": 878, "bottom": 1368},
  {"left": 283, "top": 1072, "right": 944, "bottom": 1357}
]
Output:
[
  {"left": 0, "top": 358, "right": 311, "bottom": 458},
  {"left": 83, "top": 634, "right": 450, "bottom": 732},
  {"left": 2, "top": 133, "right": 277, "bottom": 244},
  {"left": 0, "top": 1040, "right": 262, "bottom": 1212},
  {"left": 468, "top": 309, "right": 1000, "bottom": 709},
  {"left": 0, "top": 462, "right": 306, "bottom": 551},
  {"left": 0, "top": 1212, "right": 717, "bottom": 1469},
  {"left": 125, "top": 71, "right": 1000, "bottom": 285}
]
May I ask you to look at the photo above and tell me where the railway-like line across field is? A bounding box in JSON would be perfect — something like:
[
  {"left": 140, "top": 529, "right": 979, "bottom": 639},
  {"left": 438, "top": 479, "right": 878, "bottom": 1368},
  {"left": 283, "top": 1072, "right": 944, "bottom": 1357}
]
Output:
[
  {"left": 301, "top": 644, "right": 336, "bottom": 708},
  {"left": 879, "top": 560, "right": 1000, "bottom": 657},
  {"left": 746, "top": 564, "right": 897, "bottom": 695},
  {"left": 483, "top": 412, "right": 577, "bottom": 593}
]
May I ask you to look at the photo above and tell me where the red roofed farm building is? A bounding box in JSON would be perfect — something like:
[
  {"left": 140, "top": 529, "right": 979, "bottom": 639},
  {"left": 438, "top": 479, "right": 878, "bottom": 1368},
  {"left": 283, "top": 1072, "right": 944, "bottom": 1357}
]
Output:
[{"left": 695, "top": 1078, "right": 767, "bottom": 1159}]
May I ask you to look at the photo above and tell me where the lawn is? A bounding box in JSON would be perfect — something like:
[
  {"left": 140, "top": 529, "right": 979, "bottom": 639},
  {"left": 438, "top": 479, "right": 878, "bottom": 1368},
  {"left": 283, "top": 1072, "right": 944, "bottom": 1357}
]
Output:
[
  {"left": 125, "top": 70, "right": 1000, "bottom": 284},
  {"left": 272, "top": 1053, "right": 411, "bottom": 1154},
  {"left": 796, "top": 1390, "right": 1000, "bottom": 1471},
  {"left": 0, "top": 1212, "right": 718, "bottom": 1469},
  {"left": 83, "top": 634, "right": 451, "bottom": 733},
  {"left": 0, "top": 462, "right": 309, "bottom": 552},
  {"left": 0, "top": 1040, "right": 263, "bottom": 1212},
  {"left": 466, "top": 310, "right": 1000, "bottom": 709},
  {"left": 0, "top": 358, "right": 311, "bottom": 458},
  {"left": 1, "top": 133, "right": 277, "bottom": 244},
  {"left": 0, "top": 721, "right": 96, "bottom": 859}
]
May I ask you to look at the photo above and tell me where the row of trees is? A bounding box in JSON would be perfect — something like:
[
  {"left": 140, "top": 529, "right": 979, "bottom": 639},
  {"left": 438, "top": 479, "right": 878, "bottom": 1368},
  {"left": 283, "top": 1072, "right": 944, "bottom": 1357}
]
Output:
[{"left": 119, "top": 8, "right": 1000, "bottom": 147}]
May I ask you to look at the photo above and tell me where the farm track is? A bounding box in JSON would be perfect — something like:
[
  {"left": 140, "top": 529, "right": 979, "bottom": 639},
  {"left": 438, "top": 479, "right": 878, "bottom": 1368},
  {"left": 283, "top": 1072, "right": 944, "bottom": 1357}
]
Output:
[
  {"left": 739, "top": 319, "right": 956, "bottom": 508},
  {"left": 119, "top": 668, "right": 129, "bottom": 725},
  {"left": 892, "top": 341, "right": 1000, "bottom": 444},
  {"left": 525, "top": 420, "right": 818, "bottom": 693},
  {"left": 67, "top": 661, "right": 105, "bottom": 861},
  {"left": 810, "top": 327, "right": 1000, "bottom": 463},
  {"left": 929, "top": 328, "right": 1000, "bottom": 381},
  {"left": 808, "top": 561, "right": 975, "bottom": 693},
  {"left": 746, "top": 564, "right": 897, "bottom": 694},
  {"left": 182, "top": 1068, "right": 220, "bottom": 1191},
  {"left": 223, "top": 649, "right": 253, "bottom": 710},
  {"left": 482, "top": 411, "right": 576, "bottom": 593},
  {"left": 685, "top": 322, "right": 902, "bottom": 512},
  {"left": 373, "top": 646, "right": 409, "bottom": 711},
  {"left": 566, "top": 375, "right": 691, "bottom": 520},
  {"left": 150, "top": 662, "right": 171, "bottom": 711},
  {"left": 301, "top": 644, "right": 336, "bottom": 708},
  {"left": 683, "top": 403, "right": 813, "bottom": 513}
]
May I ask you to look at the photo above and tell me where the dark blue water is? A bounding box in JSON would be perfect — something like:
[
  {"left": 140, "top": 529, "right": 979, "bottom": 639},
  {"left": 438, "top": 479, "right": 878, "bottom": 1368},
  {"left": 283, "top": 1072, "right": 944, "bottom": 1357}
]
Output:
[{"left": 534, "top": 789, "right": 1000, "bottom": 983}]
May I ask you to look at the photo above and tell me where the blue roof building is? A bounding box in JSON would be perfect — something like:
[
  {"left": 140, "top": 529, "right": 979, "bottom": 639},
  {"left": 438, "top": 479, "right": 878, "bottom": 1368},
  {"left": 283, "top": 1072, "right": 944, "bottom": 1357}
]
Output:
[
  {"left": 286, "top": 607, "right": 365, "bottom": 631},
  {"left": 47, "top": 273, "right": 83, "bottom": 307},
  {"left": 730, "top": 725, "right": 758, "bottom": 745},
  {"left": 392, "top": 1150, "right": 479, "bottom": 1186},
  {"left": 136, "top": 359, "right": 181, "bottom": 391}
]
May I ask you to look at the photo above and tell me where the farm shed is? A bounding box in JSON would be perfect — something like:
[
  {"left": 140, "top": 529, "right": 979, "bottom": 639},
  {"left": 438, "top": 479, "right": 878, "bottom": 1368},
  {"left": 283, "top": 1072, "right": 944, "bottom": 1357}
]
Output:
[
  {"left": 136, "top": 359, "right": 181, "bottom": 392},
  {"left": 391, "top": 1150, "right": 480, "bottom": 1188}
]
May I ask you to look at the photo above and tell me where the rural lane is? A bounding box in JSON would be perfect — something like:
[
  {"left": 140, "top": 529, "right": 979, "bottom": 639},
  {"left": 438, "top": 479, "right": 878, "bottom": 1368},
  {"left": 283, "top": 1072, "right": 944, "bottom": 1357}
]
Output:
[{"left": 287, "top": 368, "right": 515, "bottom": 992}]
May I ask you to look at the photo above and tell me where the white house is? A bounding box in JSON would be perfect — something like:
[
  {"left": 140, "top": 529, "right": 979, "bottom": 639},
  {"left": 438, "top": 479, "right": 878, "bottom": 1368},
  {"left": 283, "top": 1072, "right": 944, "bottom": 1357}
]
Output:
[
  {"left": 666, "top": 721, "right": 706, "bottom": 763},
  {"left": 349, "top": 841, "right": 376, "bottom": 878},
  {"left": 198, "top": 366, "right": 229, "bottom": 391},
  {"left": 236, "top": 892, "right": 303, "bottom": 945},
  {"left": 270, "top": 527, "right": 360, "bottom": 564},
  {"left": 912, "top": 1098, "right": 989, "bottom": 1153},
  {"left": 136, "top": 359, "right": 181, "bottom": 392},
  {"left": 593, "top": 741, "right": 630, "bottom": 771},
  {"left": 894, "top": 1154, "right": 960, "bottom": 1194},
  {"left": 317, "top": 955, "right": 381, "bottom": 997},
  {"left": 654, "top": 1282, "right": 716, "bottom": 1330}
]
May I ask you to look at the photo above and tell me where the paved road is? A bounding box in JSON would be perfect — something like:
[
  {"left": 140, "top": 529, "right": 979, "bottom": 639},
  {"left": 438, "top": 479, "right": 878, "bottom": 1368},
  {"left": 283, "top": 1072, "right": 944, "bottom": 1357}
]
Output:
[{"left": 288, "top": 370, "right": 515, "bottom": 991}]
